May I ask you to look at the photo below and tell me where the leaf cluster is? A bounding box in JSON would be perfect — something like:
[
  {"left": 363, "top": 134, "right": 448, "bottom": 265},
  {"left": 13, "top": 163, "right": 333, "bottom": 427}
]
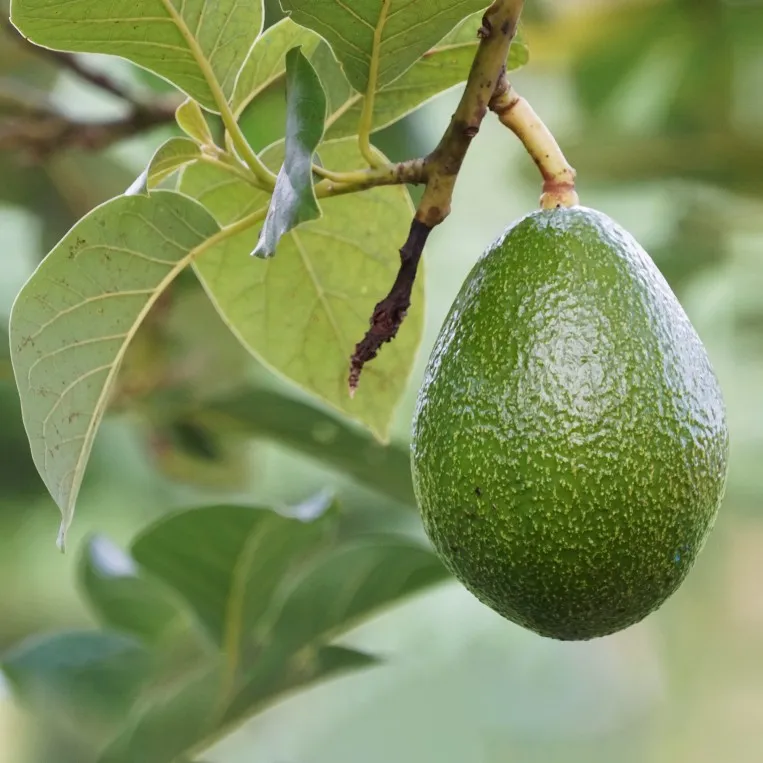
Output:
[
  {"left": 7, "top": 0, "right": 528, "bottom": 542},
  {"left": 2, "top": 499, "right": 448, "bottom": 761}
]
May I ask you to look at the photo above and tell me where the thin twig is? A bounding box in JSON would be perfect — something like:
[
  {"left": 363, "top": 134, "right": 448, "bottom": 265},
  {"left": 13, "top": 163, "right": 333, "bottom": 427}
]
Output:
[
  {"left": 0, "top": 104, "right": 177, "bottom": 157},
  {"left": 0, "top": 17, "right": 179, "bottom": 157},
  {"left": 348, "top": 0, "right": 525, "bottom": 393}
]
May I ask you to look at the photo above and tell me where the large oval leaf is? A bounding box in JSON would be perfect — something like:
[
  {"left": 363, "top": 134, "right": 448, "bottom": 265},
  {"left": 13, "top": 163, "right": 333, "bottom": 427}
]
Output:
[
  {"left": 326, "top": 17, "right": 530, "bottom": 139},
  {"left": 130, "top": 503, "right": 334, "bottom": 651},
  {"left": 10, "top": 0, "right": 263, "bottom": 110},
  {"left": 9, "top": 192, "right": 220, "bottom": 545},
  {"left": 181, "top": 138, "right": 424, "bottom": 441},
  {"left": 2, "top": 630, "right": 154, "bottom": 737},
  {"left": 231, "top": 17, "right": 321, "bottom": 117},
  {"left": 281, "top": 0, "right": 488, "bottom": 93}
]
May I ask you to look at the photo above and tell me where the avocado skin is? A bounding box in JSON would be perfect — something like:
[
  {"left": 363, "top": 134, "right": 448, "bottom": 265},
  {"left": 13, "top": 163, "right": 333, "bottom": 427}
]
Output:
[{"left": 411, "top": 206, "right": 729, "bottom": 641}]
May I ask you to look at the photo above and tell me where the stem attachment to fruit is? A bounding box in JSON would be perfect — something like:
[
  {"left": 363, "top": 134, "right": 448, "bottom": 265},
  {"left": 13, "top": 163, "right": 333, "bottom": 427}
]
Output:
[
  {"left": 489, "top": 76, "right": 579, "bottom": 209},
  {"left": 349, "top": 0, "right": 526, "bottom": 393}
]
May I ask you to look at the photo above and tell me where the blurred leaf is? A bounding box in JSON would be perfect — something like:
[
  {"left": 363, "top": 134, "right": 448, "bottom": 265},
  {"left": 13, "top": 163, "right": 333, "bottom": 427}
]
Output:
[
  {"left": 207, "top": 387, "right": 415, "bottom": 505},
  {"left": 181, "top": 137, "right": 423, "bottom": 441},
  {"left": 2, "top": 631, "right": 154, "bottom": 735},
  {"left": 146, "top": 410, "right": 252, "bottom": 491},
  {"left": 271, "top": 537, "right": 448, "bottom": 651},
  {"left": 568, "top": 132, "right": 763, "bottom": 195},
  {"left": 572, "top": 4, "right": 667, "bottom": 116},
  {"left": 97, "top": 663, "right": 222, "bottom": 763},
  {"left": 221, "top": 644, "right": 378, "bottom": 727},
  {"left": 326, "top": 16, "right": 529, "bottom": 140},
  {"left": 98, "top": 645, "right": 377, "bottom": 763},
  {"left": 80, "top": 536, "right": 194, "bottom": 646},
  {"left": 11, "top": 0, "right": 263, "bottom": 111},
  {"left": 9, "top": 192, "right": 220, "bottom": 545},
  {"left": 175, "top": 98, "right": 214, "bottom": 144},
  {"left": 130, "top": 502, "right": 335, "bottom": 650},
  {"left": 253, "top": 48, "right": 325, "bottom": 259},
  {"left": 280, "top": 0, "right": 487, "bottom": 93},
  {"left": 231, "top": 17, "right": 320, "bottom": 117}
]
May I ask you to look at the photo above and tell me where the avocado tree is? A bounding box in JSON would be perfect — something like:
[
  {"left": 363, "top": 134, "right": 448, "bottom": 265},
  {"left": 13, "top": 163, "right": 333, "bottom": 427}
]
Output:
[{"left": 0, "top": 0, "right": 729, "bottom": 760}]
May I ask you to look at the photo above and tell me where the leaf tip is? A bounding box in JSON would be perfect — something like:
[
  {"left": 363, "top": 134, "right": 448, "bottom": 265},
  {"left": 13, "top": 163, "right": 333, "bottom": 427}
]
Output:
[
  {"left": 56, "top": 523, "right": 68, "bottom": 554},
  {"left": 125, "top": 169, "right": 149, "bottom": 197}
]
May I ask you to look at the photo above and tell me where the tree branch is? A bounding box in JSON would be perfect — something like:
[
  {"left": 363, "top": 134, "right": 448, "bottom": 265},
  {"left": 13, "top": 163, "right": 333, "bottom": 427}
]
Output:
[
  {"left": 0, "top": 102, "right": 178, "bottom": 157},
  {"left": 0, "top": 16, "right": 178, "bottom": 157},
  {"left": 348, "top": 0, "right": 525, "bottom": 394}
]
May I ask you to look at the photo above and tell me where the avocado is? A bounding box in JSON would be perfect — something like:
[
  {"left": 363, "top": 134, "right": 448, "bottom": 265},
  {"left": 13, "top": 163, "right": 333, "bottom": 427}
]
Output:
[{"left": 411, "top": 206, "right": 729, "bottom": 640}]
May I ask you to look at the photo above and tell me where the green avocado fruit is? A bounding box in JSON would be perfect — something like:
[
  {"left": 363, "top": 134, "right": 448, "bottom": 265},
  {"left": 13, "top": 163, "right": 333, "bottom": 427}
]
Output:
[{"left": 411, "top": 206, "right": 729, "bottom": 640}]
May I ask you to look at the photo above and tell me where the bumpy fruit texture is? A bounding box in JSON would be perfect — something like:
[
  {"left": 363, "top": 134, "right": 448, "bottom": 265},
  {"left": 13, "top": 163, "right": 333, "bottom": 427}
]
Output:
[{"left": 411, "top": 207, "right": 729, "bottom": 641}]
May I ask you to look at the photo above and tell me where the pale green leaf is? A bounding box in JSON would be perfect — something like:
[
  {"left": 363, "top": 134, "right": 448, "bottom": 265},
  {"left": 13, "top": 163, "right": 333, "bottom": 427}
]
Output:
[
  {"left": 9, "top": 192, "right": 220, "bottom": 545},
  {"left": 11, "top": 0, "right": 264, "bottom": 111},
  {"left": 130, "top": 503, "right": 334, "bottom": 651},
  {"left": 326, "top": 17, "right": 531, "bottom": 139},
  {"left": 231, "top": 16, "right": 321, "bottom": 117},
  {"left": 181, "top": 138, "right": 424, "bottom": 440},
  {"left": 175, "top": 98, "right": 214, "bottom": 144},
  {"left": 310, "top": 40, "right": 354, "bottom": 117},
  {"left": 253, "top": 48, "right": 325, "bottom": 259},
  {"left": 146, "top": 136, "right": 202, "bottom": 189},
  {"left": 281, "top": 0, "right": 488, "bottom": 93}
]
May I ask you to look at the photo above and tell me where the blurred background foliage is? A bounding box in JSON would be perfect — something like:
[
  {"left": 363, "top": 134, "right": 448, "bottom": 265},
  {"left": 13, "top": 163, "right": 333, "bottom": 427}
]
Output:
[{"left": 1, "top": 0, "right": 762, "bottom": 761}]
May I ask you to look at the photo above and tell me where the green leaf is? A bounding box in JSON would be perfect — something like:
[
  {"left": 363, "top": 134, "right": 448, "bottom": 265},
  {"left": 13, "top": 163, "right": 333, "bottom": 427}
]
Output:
[
  {"left": 97, "top": 645, "right": 376, "bottom": 763},
  {"left": 97, "top": 663, "right": 222, "bottom": 763},
  {"left": 181, "top": 138, "right": 424, "bottom": 441},
  {"left": 145, "top": 136, "right": 203, "bottom": 190},
  {"left": 230, "top": 17, "right": 321, "bottom": 117},
  {"left": 130, "top": 502, "right": 335, "bottom": 651},
  {"left": 9, "top": 192, "right": 220, "bottom": 545},
  {"left": 80, "top": 536, "right": 194, "bottom": 646},
  {"left": 176, "top": 98, "right": 214, "bottom": 144},
  {"left": 253, "top": 48, "right": 326, "bottom": 259},
  {"left": 272, "top": 538, "right": 448, "bottom": 651},
  {"left": 2, "top": 631, "right": 154, "bottom": 734},
  {"left": 11, "top": 0, "right": 264, "bottom": 111},
  {"left": 207, "top": 387, "right": 415, "bottom": 505},
  {"left": 310, "top": 40, "right": 355, "bottom": 118},
  {"left": 146, "top": 410, "right": 253, "bottom": 492},
  {"left": 326, "top": 17, "right": 530, "bottom": 139},
  {"left": 281, "top": 0, "right": 488, "bottom": 93},
  {"left": 221, "top": 644, "right": 378, "bottom": 727}
]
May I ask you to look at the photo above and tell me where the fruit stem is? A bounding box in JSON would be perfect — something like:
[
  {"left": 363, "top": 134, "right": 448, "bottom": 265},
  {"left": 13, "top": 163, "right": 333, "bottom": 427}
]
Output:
[{"left": 490, "top": 76, "right": 579, "bottom": 208}]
